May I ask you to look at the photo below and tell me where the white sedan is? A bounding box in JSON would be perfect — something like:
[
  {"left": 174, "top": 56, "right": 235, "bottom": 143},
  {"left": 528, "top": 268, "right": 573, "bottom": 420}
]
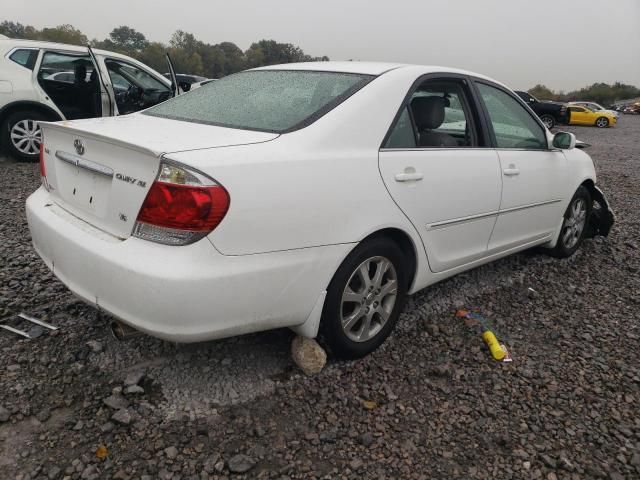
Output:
[{"left": 26, "top": 62, "right": 614, "bottom": 358}]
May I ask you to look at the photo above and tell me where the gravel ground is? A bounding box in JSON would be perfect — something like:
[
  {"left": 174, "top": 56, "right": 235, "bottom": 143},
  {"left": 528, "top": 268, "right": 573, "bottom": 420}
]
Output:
[{"left": 1, "top": 117, "right": 639, "bottom": 479}]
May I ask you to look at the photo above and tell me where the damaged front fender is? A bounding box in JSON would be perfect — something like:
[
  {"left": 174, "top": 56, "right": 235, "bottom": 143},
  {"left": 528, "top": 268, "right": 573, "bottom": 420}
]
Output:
[{"left": 587, "top": 186, "right": 615, "bottom": 237}]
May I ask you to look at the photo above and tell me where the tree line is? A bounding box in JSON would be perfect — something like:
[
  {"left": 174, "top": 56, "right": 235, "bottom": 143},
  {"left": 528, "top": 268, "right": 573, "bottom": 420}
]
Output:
[
  {"left": 0, "top": 21, "right": 329, "bottom": 78},
  {"left": 3, "top": 20, "right": 638, "bottom": 103},
  {"left": 528, "top": 82, "right": 640, "bottom": 107}
]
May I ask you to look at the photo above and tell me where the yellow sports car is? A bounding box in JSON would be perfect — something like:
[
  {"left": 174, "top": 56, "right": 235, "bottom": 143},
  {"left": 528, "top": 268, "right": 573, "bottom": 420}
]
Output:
[{"left": 567, "top": 105, "right": 617, "bottom": 128}]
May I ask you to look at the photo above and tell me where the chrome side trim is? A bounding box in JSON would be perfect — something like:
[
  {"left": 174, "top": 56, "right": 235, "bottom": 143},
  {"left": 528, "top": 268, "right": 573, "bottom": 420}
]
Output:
[
  {"left": 380, "top": 147, "right": 555, "bottom": 153},
  {"left": 428, "top": 199, "right": 562, "bottom": 230},
  {"left": 428, "top": 210, "right": 499, "bottom": 230},
  {"left": 55, "top": 151, "right": 114, "bottom": 178},
  {"left": 380, "top": 147, "right": 494, "bottom": 152},
  {"left": 499, "top": 198, "right": 562, "bottom": 215}
]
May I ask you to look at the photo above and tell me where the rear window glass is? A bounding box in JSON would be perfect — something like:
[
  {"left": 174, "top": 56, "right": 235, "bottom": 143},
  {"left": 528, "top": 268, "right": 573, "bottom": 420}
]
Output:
[
  {"left": 10, "top": 49, "right": 38, "bottom": 70},
  {"left": 145, "top": 70, "right": 373, "bottom": 133}
]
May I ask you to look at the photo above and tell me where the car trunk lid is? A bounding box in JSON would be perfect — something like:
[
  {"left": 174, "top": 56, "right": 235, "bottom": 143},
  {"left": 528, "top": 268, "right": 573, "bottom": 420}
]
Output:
[{"left": 40, "top": 115, "right": 278, "bottom": 239}]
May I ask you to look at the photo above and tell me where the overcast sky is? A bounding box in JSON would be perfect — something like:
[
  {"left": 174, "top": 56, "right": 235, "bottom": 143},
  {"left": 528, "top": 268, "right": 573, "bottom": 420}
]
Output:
[{"left": 4, "top": 0, "right": 639, "bottom": 90}]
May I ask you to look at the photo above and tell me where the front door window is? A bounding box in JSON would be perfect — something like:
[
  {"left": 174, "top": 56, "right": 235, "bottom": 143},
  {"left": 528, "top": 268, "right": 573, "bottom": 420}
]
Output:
[
  {"left": 477, "top": 83, "right": 548, "bottom": 149},
  {"left": 104, "top": 59, "right": 171, "bottom": 114}
]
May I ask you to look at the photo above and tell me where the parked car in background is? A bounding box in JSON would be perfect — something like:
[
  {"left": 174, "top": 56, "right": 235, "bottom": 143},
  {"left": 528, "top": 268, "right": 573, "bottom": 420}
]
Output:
[
  {"left": 570, "top": 101, "right": 620, "bottom": 118},
  {"left": 0, "top": 38, "right": 179, "bottom": 161},
  {"left": 514, "top": 91, "right": 570, "bottom": 129},
  {"left": 163, "top": 73, "right": 210, "bottom": 91},
  {"left": 28, "top": 62, "right": 614, "bottom": 358},
  {"left": 567, "top": 105, "right": 617, "bottom": 128},
  {"left": 623, "top": 104, "right": 640, "bottom": 114}
]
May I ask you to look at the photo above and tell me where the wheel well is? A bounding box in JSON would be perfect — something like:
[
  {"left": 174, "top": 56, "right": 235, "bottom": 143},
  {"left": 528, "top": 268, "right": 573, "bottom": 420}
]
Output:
[
  {"left": 0, "top": 102, "right": 62, "bottom": 126},
  {"left": 581, "top": 179, "right": 596, "bottom": 197},
  {"left": 362, "top": 228, "right": 418, "bottom": 290}
]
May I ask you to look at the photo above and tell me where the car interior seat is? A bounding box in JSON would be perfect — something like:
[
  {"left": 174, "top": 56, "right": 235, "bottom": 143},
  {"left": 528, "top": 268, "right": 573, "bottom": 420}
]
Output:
[
  {"left": 411, "top": 96, "right": 458, "bottom": 147},
  {"left": 88, "top": 70, "right": 101, "bottom": 117}
]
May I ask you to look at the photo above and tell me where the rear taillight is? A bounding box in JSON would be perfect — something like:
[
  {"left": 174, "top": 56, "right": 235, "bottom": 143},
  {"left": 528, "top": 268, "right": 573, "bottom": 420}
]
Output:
[{"left": 133, "top": 161, "right": 229, "bottom": 246}]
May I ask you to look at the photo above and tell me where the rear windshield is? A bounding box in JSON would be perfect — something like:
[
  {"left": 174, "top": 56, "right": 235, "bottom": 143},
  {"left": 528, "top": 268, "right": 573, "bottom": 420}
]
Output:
[{"left": 144, "top": 70, "right": 373, "bottom": 133}]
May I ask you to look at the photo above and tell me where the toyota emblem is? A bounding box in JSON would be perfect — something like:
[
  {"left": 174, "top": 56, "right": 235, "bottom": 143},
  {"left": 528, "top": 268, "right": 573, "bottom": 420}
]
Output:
[{"left": 74, "top": 139, "right": 85, "bottom": 155}]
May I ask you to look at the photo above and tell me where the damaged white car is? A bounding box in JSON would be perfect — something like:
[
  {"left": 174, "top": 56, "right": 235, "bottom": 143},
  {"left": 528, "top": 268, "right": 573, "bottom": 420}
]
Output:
[{"left": 26, "top": 62, "right": 614, "bottom": 358}]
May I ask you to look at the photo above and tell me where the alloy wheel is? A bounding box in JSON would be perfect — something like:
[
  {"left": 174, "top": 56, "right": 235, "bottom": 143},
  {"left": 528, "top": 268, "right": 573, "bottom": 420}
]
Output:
[
  {"left": 562, "top": 198, "right": 587, "bottom": 249},
  {"left": 596, "top": 118, "right": 608, "bottom": 128},
  {"left": 340, "top": 256, "right": 398, "bottom": 343},
  {"left": 10, "top": 120, "right": 42, "bottom": 156}
]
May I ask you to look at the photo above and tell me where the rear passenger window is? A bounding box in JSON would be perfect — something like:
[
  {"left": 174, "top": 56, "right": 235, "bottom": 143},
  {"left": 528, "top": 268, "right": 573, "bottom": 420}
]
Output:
[
  {"left": 384, "top": 78, "right": 478, "bottom": 149},
  {"left": 9, "top": 49, "right": 38, "bottom": 70},
  {"left": 477, "top": 83, "right": 548, "bottom": 150}
]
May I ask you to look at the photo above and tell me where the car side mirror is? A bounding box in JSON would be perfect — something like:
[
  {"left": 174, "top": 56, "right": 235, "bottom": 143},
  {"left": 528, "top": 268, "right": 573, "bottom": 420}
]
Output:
[
  {"left": 552, "top": 132, "right": 576, "bottom": 150},
  {"left": 179, "top": 81, "right": 191, "bottom": 92}
]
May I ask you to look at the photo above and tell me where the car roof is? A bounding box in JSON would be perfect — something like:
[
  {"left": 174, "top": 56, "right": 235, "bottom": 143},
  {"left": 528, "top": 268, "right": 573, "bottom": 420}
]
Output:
[
  {"left": 251, "top": 61, "right": 499, "bottom": 81},
  {"left": 0, "top": 38, "right": 136, "bottom": 62},
  {"left": 251, "top": 61, "right": 408, "bottom": 75}
]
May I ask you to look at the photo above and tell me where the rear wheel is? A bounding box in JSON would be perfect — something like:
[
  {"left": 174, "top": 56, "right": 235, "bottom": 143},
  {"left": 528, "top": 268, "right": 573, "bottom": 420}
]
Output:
[
  {"left": 540, "top": 114, "right": 555, "bottom": 129},
  {"left": 595, "top": 117, "right": 609, "bottom": 128},
  {"left": 1, "top": 110, "right": 47, "bottom": 161},
  {"left": 319, "top": 237, "right": 408, "bottom": 359},
  {"left": 549, "top": 186, "right": 592, "bottom": 258}
]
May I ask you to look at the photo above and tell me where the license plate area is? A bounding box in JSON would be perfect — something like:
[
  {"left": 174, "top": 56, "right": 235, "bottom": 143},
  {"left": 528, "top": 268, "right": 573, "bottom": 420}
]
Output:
[{"left": 55, "top": 153, "right": 113, "bottom": 218}]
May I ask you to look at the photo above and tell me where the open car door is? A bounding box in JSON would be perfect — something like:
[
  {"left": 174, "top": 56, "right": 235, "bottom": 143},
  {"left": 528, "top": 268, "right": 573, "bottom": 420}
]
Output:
[
  {"left": 87, "top": 45, "right": 117, "bottom": 116},
  {"left": 165, "top": 53, "right": 180, "bottom": 97}
]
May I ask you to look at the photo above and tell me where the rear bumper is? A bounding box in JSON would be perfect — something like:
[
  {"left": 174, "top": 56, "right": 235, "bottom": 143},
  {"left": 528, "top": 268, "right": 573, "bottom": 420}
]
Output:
[{"left": 26, "top": 187, "right": 350, "bottom": 342}]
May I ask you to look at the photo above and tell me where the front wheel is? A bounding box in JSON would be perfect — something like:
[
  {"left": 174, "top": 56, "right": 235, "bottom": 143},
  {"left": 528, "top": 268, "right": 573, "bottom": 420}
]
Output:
[
  {"left": 2, "top": 110, "right": 48, "bottom": 161},
  {"left": 540, "top": 114, "right": 555, "bottom": 129},
  {"left": 595, "top": 117, "right": 609, "bottom": 128},
  {"left": 319, "top": 237, "right": 408, "bottom": 359},
  {"left": 549, "top": 186, "right": 592, "bottom": 258}
]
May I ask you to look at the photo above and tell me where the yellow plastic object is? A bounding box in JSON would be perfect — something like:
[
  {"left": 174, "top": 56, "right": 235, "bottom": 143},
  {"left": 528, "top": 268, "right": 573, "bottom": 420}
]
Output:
[
  {"left": 482, "top": 331, "right": 506, "bottom": 361},
  {"left": 363, "top": 400, "right": 378, "bottom": 410},
  {"left": 96, "top": 445, "right": 108, "bottom": 460}
]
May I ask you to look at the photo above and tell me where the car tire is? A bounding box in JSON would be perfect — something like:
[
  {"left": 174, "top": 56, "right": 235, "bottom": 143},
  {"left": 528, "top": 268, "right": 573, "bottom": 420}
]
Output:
[
  {"left": 1, "top": 110, "right": 48, "bottom": 162},
  {"left": 540, "top": 114, "right": 555, "bottom": 129},
  {"left": 319, "top": 237, "right": 408, "bottom": 359},
  {"left": 549, "top": 186, "right": 592, "bottom": 258},
  {"left": 595, "top": 117, "right": 609, "bottom": 128}
]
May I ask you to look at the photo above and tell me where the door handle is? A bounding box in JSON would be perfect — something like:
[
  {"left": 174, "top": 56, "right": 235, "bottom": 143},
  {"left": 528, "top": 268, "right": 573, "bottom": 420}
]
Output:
[
  {"left": 395, "top": 172, "right": 424, "bottom": 182},
  {"left": 503, "top": 164, "right": 520, "bottom": 176}
]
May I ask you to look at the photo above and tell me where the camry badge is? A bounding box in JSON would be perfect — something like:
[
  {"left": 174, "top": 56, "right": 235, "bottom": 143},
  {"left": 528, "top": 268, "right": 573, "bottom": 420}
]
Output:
[{"left": 74, "top": 139, "right": 85, "bottom": 155}]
